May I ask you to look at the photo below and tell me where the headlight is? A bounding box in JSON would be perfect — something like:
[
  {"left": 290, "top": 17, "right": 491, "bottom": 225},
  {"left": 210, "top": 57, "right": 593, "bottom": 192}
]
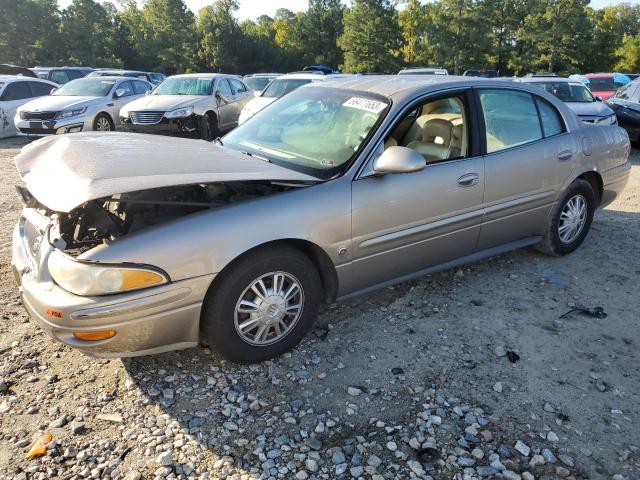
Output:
[
  {"left": 595, "top": 114, "right": 616, "bottom": 125},
  {"left": 48, "top": 251, "right": 168, "bottom": 296},
  {"left": 56, "top": 107, "right": 87, "bottom": 119},
  {"left": 164, "top": 106, "right": 194, "bottom": 119}
]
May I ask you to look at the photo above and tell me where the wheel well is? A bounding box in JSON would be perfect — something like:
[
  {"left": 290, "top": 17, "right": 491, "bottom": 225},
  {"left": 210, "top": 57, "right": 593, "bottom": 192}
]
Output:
[
  {"left": 577, "top": 171, "right": 603, "bottom": 205},
  {"left": 204, "top": 110, "right": 217, "bottom": 127},
  {"left": 207, "top": 239, "right": 339, "bottom": 304},
  {"left": 94, "top": 112, "right": 114, "bottom": 127}
]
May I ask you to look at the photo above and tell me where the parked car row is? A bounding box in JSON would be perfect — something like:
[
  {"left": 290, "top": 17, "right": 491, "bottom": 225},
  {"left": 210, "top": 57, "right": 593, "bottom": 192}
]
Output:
[{"left": 11, "top": 74, "right": 631, "bottom": 363}]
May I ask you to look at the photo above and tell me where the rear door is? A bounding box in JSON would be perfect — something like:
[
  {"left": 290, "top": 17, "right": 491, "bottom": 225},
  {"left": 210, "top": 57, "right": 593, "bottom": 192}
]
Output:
[{"left": 475, "top": 87, "right": 576, "bottom": 249}]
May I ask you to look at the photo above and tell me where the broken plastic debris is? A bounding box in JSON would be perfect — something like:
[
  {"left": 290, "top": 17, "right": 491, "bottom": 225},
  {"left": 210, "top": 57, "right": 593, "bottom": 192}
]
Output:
[
  {"left": 417, "top": 445, "right": 440, "bottom": 463},
  {"left": 560, "top": 303, "right": 607, "bottom": 320},
  {"left": 506, "top": 350, "right": 521, "bottom": 363},
  {"left": 391, "top": 367, "right": 404, "bottom": 375},
  {"left": 25, "top": 431, "right": 53, "bottom": 459}
]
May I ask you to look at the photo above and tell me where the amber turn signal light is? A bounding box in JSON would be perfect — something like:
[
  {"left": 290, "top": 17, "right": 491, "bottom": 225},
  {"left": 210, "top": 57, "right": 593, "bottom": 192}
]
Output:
[{"left": 72, "top": 330, "right": 116, "bottom": 341}]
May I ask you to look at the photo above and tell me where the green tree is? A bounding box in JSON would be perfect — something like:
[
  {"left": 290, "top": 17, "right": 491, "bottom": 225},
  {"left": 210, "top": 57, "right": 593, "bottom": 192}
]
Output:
[
  {"left": 141, "top": 0, "right": 196, "bottom": 74},
  {"left": 517, "top": 0, "right": 592, "bottom": 74},
  {"left": 303, "top": 0, "right": 344, "bottom": 68},
  {"left": 480, "top": 0, "right": 528, "bottom": 75},
  {"left": 338, "top": 0, "right": 402, "bottom": 73},
  {"left": 615, "top": 34, "right": 640, "bottom": 72},
  {"left": 196, "top": 0, "right": 243, "bottom": 72},
  {"left": 60, "top": 0, "right": 120, "bottom": 67},
  {"left": 398, "top": 0, "right": 428, "bottom": 65}
]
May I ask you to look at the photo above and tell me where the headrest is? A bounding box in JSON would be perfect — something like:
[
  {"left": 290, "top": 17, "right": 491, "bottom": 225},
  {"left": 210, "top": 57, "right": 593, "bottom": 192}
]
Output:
[
  {"left": 451, "top": 124, "right": 462, "bottom": 140},
  {"left": 423, "top": 119, "right": 452, "bottom": 145}
]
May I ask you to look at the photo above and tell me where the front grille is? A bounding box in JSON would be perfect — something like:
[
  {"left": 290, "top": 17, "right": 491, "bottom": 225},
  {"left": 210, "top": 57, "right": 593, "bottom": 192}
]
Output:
[
  {"left": 20, "top": 111, "right": 57, "bottom": 120},
  {"left": 19, "top": 127, "right": 54, "bottom": 135},
  {"left": 130, "top": 111, "right": 164, "bottom": 125}
]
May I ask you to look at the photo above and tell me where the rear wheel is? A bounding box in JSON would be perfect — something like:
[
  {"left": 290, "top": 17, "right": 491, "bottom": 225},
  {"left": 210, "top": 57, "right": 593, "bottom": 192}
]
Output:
[
  {"left": 536, "top": 179, "right": 596, "bottom": 256},
  {"left": 201, "top": 245, "right": 321, "bottom": 363},
  {"left": 93, "top": 113, "right": 114, "bottom": 132}
]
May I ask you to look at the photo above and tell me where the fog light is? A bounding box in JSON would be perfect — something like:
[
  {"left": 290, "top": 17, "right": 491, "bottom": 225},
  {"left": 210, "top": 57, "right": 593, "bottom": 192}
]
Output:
[
  {"left": 66, "top": 126, "right": 83, "bottom": 133},
  {"left": 73, "top": 330, "right": 116, "bottom": 341}
]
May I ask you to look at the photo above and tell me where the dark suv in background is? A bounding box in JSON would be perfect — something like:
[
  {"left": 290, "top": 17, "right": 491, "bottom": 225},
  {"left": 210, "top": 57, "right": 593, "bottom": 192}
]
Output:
[{"left": 30, "top": 66, "right": 93, "bottom": 85}]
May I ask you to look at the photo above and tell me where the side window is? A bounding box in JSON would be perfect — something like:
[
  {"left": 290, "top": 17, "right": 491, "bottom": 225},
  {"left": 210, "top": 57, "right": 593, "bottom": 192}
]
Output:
[
  {"left": 615, "top": 83, "right": 636, "bottom": 100},
  {"left": 385, "top": 93, "right": 469, "bottom": 163},
  {"left": 50, "top": 70, "right": 70, "bottom": 84},
  {"left": 479, "top": 89, "right": 542, "bottom": 153},
  {"left": 535, "top": 97, "right": 565, "bottom": 137},
  {"left": 216, "top": 79, "right": 233, "bottom": 98},
  {"left": 28, "top": 81, "right": 54, "bottom": 97},
  {"left": 118, "top": 80, "right": 134, "bottom": 97},
  {"left": 230, "top": 78, "right": 247, "bottom": 94},
  {"left": 132, "top": 80, "right": 150, "bottom": 95},
  {"left": 630, "top": 85, "right": 640, "bottom": 103},
  {"left": 68, "top": 70, "right": 84, "bottom": 80},
  {"left": 0, "top": 82, "right": 32, "bottom": 101}
]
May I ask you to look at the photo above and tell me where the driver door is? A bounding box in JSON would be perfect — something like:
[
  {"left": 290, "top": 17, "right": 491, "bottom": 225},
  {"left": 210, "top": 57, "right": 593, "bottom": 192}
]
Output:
[
  {"left": 110, "top": 80, "right": 136, "bottom": 126},
  {"left": 215, "top": 78, "right": 236, "bottom": 131},
  {"left": 350, "top": 90, "right": 485, "bottom": 292}
]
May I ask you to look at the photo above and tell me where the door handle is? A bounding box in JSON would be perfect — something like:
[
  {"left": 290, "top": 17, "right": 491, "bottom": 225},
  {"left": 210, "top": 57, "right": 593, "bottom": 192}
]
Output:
[
  {"left": 558, "top": 151, "right": 573, "bottom": 161},
  {"left": 457, "top": 173, "right": 479, "bottom": 187}
]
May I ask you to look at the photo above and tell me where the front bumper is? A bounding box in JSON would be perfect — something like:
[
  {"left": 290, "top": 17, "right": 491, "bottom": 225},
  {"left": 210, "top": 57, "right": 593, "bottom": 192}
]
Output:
[
  {"left": 11, "top": 214, "right": 214, "bottom": 357},
  {"left": 121, "top": 115, "right": 200, "bottom": 137},
  {"left": 14, "top": 116, "right": 89, "bottom": 137}
]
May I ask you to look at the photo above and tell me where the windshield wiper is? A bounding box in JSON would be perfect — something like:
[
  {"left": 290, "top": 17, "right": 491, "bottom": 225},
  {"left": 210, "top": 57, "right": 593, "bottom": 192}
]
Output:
[{"left": 241, "top": 151, "right": 271, "bottom": 163}]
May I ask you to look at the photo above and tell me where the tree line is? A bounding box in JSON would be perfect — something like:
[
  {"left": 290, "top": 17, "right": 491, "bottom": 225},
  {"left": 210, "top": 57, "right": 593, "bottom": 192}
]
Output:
[{"left": 2, "top": 0, "right": 640, "bottom": 76}]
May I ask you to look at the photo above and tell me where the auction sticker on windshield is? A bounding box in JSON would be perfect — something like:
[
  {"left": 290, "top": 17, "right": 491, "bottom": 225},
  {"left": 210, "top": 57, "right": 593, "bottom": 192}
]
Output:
[{"left": 343, "top": 97, "right": 387, "bottom": 113}]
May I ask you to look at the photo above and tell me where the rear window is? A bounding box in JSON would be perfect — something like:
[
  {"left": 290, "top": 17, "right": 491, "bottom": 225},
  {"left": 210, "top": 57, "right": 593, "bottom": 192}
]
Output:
[{"left": 262, "top": 79, "right": 312, "bottom": 98}]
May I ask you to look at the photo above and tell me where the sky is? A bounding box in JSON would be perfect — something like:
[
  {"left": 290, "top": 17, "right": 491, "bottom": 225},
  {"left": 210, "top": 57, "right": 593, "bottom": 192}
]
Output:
[{"left": 57, "top": 0, "right": 640, "bottom": 21}]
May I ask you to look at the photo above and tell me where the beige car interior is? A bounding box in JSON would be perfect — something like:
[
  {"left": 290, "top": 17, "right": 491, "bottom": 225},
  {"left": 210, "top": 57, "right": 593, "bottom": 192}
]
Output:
[{"left": 384, "top": 97, "right": 468, "bottom": 162}]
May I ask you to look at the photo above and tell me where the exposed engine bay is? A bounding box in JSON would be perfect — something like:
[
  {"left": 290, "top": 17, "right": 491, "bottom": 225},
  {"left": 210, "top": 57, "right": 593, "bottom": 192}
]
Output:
[{"left": 19, "top": 181, "right": 300, "bottom": 255}]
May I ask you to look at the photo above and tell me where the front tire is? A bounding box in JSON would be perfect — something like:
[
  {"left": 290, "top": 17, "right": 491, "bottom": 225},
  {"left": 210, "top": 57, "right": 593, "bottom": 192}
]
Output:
[
  {"left": 200, "top": 113, "right": 218, "bottom": 141},
  {"left": 93, "top": 113, "right": 114, "bottom": 132},
  {"left": 536, "top": 179, "right": 596, "bottom": 256},
  {"left": 201, "top": 245, "right": 322, "bottom": 363}
]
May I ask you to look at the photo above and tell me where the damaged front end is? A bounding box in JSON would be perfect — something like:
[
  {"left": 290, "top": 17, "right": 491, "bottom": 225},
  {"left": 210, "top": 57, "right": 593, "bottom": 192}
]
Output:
[{"left": 19, "top": 180, "right": 297, "bottom": 256}]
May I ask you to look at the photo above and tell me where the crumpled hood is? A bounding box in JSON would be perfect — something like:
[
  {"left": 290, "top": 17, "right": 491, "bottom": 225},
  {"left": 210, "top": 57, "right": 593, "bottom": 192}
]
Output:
[
  {"left": 15, "top": 132, "right": 318, "bottom": 212},
  {"left": 121, "top": 95, "right": 206, "bottom": 113},
  {"left": 17, "top": 96, "right": 99, "bottom": 113},
  {"left": 567, "top": 101, "right": 614, "bottom": 117}
]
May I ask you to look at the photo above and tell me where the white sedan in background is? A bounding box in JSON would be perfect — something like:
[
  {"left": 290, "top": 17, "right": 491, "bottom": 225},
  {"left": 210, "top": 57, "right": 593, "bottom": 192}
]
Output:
[
  {"left": 0, "top": 75, "right": 57, "bottom": 138},
  {"left": 14, "top": 76, "right": 152, "bottom": 137},
  {"left": 238, "top": 72, "right": 354, "bottom": 124}
]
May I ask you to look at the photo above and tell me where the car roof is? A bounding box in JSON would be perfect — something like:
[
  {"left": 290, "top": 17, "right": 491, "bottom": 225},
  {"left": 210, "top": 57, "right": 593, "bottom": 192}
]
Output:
[
  {"left": 308, "top": 74, "right": 554, "bottom": 100},
  {"left": 275, "top": 72, "right": 352, "bottom": 81},
  {"left": 399, "top": 67, "right": 447, "bottom": 73},
  {"left": 518, "top": 77, "right": 583, "bottom": 85},
  {"left": 585, "top": 73, "right": 613, "bottom": 78},
  {"left": 168, "top": 73, "right": 227, "bottom": 80},
  {"left": 0, "top": 75, "right": 55, "bottom": 84},
  {"left": 245, "top": 73, "right": 281, "bottom": 77}
]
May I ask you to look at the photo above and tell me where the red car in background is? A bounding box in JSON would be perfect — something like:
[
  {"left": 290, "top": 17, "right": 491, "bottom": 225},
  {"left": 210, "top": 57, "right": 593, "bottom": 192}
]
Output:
[{"left": 585, "top": 73, "right": 629, "bottom": 101}]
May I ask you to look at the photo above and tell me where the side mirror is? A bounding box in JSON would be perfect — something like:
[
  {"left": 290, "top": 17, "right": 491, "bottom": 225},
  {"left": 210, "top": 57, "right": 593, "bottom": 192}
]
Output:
[
  {"left": 595, "top": 95, "right": 603, "bottom": 102},
  {"left": 50, "top": 87, "right": 58, "bottom": 95},
  {"left": 113, "top": 88, "right": 126, "bottom": 99},
  {"left": 373, "top": 146, "right": 426, "bottom": 175}
]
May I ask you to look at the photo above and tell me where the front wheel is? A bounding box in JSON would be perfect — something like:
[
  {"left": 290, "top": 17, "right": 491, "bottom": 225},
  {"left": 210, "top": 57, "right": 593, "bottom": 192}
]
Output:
[
  {"left": 200, "top": 113, "right": 218, "bottom": 141},
  {"left": 536, "top": 179, "right": 596, "bottom": 256},
  {"left": 93, "top": 113, "right": 114, "bottom": 132},
  {"left": 201, "top": 245, "right": 322, "bottom": 363}
]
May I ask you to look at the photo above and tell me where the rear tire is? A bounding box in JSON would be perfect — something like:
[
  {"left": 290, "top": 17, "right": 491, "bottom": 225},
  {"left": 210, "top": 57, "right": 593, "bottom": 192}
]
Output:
[
  {"left": 93, "top": 113, "right": 114, "bottom": 132},
  {"left": 536, "top": 179, "right": 596, "bottom": 256},
  {"left": 201, "top": 245, "right": 322, "bottom": 363}
]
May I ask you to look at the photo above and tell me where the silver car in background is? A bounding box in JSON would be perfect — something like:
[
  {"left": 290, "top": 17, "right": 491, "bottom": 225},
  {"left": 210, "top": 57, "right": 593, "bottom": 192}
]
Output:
[
  {"left": 517, "top": 76, "right": 617, "bottom": 125},
  {"left": 14, "top": 76, "right": 152, "bottom": 136},
  {"left": 12, "top": 76, "right": 631, "bottom": 363},
  {"left": 119, "top": 74, "right": 252, "bottom": 140}
]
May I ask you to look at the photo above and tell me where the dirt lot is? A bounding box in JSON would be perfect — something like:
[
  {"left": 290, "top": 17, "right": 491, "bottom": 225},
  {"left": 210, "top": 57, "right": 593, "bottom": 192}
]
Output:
[{"left": 0, "top": 136, "right": 638, "bottom": 480}]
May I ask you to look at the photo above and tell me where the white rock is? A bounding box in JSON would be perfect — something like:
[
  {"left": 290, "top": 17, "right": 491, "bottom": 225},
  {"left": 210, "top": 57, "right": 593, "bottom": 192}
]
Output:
[
  {"left": 493, "top": 382, "right": 503, "bottom": 393},
  {"left": 515, "top": 440, "right": 531, "bottom": 457}
]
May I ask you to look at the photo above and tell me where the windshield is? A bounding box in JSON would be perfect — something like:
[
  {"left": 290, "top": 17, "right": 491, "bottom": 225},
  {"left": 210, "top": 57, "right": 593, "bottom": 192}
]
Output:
[
  {"left": 588, "top": 77, "right": 624, "bottom": 91},
  {"left": 223, "top": 87, "right": 389, "bottom": 179},
  {"left": 53, "top": 78, "right": 114, "bottom": 96},
  {"left": 531, "top": 82, "right": 593, "bottom": 103},
  {"left": 245, "top": 77, "right": 272, "bottom": 91},
  {"left": 153, "top": 77, "right": 213, "bottom": 96},
  {"left": 35, "top": 71, "right": 48, "bottom": 79},
  {"left": 262, "top": 79, "right": 312, "bottom": 98}
]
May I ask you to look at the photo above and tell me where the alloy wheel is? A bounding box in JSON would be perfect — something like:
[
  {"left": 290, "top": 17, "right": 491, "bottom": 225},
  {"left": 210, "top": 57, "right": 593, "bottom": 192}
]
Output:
[{"left": 558, "top": 194, "right": 587, "bottom": 244}]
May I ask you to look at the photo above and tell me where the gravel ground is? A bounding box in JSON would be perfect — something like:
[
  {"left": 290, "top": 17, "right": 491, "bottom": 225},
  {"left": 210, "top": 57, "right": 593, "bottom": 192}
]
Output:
[{"left": 0, "top": 136, "right": 638, "bottom": 480}]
